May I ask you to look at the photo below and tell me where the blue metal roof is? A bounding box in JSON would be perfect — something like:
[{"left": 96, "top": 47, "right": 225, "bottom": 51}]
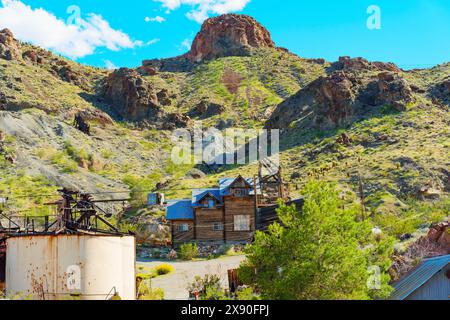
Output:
[
  {"left": 166, "top": 199, "right": 194, "bottom": 220},
  {"left": 219, "top": 176, "right": 260, "bottom": 196},
  {"left": 192, "top": 188, "right": 223, "bottom": 207},
  {"left": 390, "top": 254, "right": 450, "bottom": 300}
]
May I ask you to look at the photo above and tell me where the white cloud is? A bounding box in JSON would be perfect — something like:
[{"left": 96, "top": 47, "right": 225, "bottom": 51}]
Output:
[
  {"left": 153, "top": 0, "right": 251, "bottom": 23},
  {"left": 104, "top": 59, "right": 118, "bottom": 70},
  {"left": 146, "top": 38, "right": 161, "bottom": 45},
  {"left": 0, "top": 0, "right": 141, "bottom": 59},
  {"left": 144, "top": 15, "right": 166, "bottom": 23}
]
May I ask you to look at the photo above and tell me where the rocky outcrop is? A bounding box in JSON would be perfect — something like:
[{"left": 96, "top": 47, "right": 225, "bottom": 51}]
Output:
[
  {"left": 156, "top": 89, "right": 174, "bottom": 106},
  {"left": 74, "top": 109, "right": 115, "bottom": 127},
  {"left": 102, "top": 68, "right": 162, "bottom": 120},
  {"left": 102, "top": 68, "right": 189, "bottom": 129},
  {"left": 266, "top": 71, "right": 360, "bottom": 129},
  {"left": 429, "top": 77, "right": 450, "bottom": 105},
  {"left": 362, "top": 72, "right": 414, "bottom": 111},
  {"left": 267, "top": 68, "right": 414, "bottom": 129},
  {"left": 186, "top": 14, "right": 275, "bottom": 62},
  {"left": 390, "top": 222, "right": 449, "bottom": 281},
  {"left": 51, "top": 61, "right": 91, "bottom": 90},
  {"left": 0, "top": 29, "right": 21, "bottom": 60},
  {"left": 190, "top": 100, "right": 226, "bottom": 118},
  {"left": 334, "top": 56, "right": 401, "bottom": 73}
]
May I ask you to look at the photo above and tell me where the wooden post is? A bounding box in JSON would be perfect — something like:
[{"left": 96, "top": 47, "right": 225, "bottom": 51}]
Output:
[
  {"left": 171, "top": 221, "right": 175, "bottom": 248},
  {"left": 193, "top": 210, "right": 197, "bottom": 240},
  {"left": 253, "top": 175, "right": 258, "bottom": 232},
  {"left": 222, "top": 205, "right": 226, "bottom": 244},
  {"left": 358, "top": 174, "right": 366, "bottom": 220}
]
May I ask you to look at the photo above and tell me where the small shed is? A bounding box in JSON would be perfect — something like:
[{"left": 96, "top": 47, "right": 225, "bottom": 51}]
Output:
[
  {"left": 166, "top": 199, "right": 195, "bottom": 243},
  {"left": 390, "top": 255, "right": 450, "bottom": 300}
]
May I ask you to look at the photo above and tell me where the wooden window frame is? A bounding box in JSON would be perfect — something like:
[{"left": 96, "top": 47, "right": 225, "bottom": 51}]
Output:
[
  {"left": 177, "top": 223, "right": 189, "bottom": 232},
  {"left": 213, "top": 223, "right": 224, "bottom": 232},
  {"left": 233, "top": 188, "right": 248, "bottom": 197}
]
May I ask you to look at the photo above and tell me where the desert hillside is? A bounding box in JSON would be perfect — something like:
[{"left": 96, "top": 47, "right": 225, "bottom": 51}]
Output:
[{"left": 0, "top": 14, "right": 448, "bottom": 248}]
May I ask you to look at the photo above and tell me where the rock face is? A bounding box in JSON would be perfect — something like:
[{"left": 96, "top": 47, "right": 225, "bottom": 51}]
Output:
[
  {"left": 390, "top": 221, "right": 450, "bottom": 281},
  {"left": 74, "top": 109, "right": 115, "bottom": 127},
  {"left": 335, "top": 56, "right": 401, "bottom": 73},
  {"left": 0, "top": 28, "right": 21, "bottom": 60},
  {"left": 362, "top": 72, "right": 414, "bottom": 111},
  {"left": 103, "top": 68, "right": 162, "bottom": 121},
  {"left": 266, "top": 66, "right": 414, "bottom": 129},
  {"left": 102, "top": 68, "right": 190, "bottom": 129},
  {"left": 190, "top": 100, "right": 226, "bottom": 118},
  {"left": 429, "top": 77, "right": 450, "bottom": 105},
  {"left": 186, "top": 14, "right": 275, "bottom": 62}
]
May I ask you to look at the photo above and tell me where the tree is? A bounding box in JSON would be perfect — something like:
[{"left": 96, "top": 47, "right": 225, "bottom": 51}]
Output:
[{"left": 239, "top": 180, "right": 394, "bottom": 300}]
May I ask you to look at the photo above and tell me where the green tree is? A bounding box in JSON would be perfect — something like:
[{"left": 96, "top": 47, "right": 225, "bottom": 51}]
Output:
[{"left": 239, "top": 180, "right": 394, "bottom": 300}]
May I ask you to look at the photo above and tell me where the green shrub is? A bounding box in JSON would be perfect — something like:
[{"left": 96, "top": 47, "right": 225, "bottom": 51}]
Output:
[
  {"left": 137, "top": 281, "right": 165, "bottom": 300},
  {"left": 155, "top": 264, "right": 174, "bottom": 276},
  {"left": 187, "top": 274, "right": 222, "bottom": 298},
  {"left": 179, "top": 243, "right": 198, "bottom": 260},
  {"left": 236, "top": 287, "right": 261, "bottom": 300}
]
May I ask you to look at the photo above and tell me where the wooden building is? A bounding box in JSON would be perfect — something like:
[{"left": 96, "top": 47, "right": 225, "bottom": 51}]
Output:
[{"left": 166, "top": 176, "right": 259, "bottom": 244}]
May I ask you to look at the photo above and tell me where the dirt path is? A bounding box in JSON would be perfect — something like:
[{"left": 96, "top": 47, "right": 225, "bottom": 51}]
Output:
[{"left": 137, "top": 255, "right": 246, "bottom": 300}]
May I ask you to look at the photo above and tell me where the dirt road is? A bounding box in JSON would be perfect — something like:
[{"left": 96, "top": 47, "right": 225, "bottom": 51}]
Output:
[{"left": 137, "top": 255, "right": 246, "bottom": 300}]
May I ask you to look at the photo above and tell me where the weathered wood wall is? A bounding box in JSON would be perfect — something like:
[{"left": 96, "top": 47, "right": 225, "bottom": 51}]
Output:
[
  {"left": 195, "top": 208, "right": 224, "bottom": 241},
  {"left": 171, "top": 220, "right": 195, "bottom": 243},
  {"left": 224, "top": 196, "right": 255, "bottom": 242}
]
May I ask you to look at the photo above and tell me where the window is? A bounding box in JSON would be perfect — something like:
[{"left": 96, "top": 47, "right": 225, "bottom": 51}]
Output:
[
  {"left": 178, "top": 224, "right": 189, "bottom": 232},
  {"left": 233, "top": 188, "right": 248, "bottom": 197},
  {"left": 208, "top": 199, "right": 215, "bottom": 209},
  {"left": 234, "top": 215, "right": 250, "bottom": 231},
  {"left": 213, "top": 223, "right": 223, "bottom": 232}
]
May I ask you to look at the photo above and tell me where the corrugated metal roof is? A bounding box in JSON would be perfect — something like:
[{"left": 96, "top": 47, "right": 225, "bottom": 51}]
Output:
[
  {"left": 166, "top": 199, "right": 194, "bottom": 220},
  {"left": 192, "top": 188, "right": 223, "bottom": 207},
  {"left": 390, "top": 254, "right": 450, "bottom": 300},
  {"left": 219, "top": 177, "right": 260, "bottom": 196}
]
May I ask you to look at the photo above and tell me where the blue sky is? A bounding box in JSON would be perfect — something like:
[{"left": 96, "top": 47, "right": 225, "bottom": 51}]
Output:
[{"left": 0, "top": 0, "right": 449, "bottom": 69}]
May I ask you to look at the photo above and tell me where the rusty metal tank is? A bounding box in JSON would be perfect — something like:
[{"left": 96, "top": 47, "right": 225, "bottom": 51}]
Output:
[{"left": 5, "top": 234, "right": 135, "bottom": 300}]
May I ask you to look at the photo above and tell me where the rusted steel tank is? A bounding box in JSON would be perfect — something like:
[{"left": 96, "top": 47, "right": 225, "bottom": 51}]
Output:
[{"left": 5, "top": 234, "right": 135, "bottom": 300}]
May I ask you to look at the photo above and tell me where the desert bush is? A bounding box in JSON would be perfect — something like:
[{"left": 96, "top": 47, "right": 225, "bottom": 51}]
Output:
[
  {"left": 155, "top": 264, "right": 174, "bottom": 276},
  {"left": 179, "top": 243, "right": 198, "bottom": 260},
  {"left": 187, "top": 274, "right": 222, "bottom": 298}
]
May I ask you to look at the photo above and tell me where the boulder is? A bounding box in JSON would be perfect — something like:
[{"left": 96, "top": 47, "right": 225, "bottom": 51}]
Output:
[
  {"left": 102, "top": 68, "right": 163, "bottom": 121},
  {"left": 74, "top": 109, "right": 114, "bottom": 127},
  {"left": 185, "top": 168, "right": 206, "bottom": 179},
  {"left": 192, "top": 100, "right": 226, "bottom": 118},
  {"left": 162, "top": 112, "right": 191, "bottom": 130},
  {"left": 429, "top": 77, "right": 450, "bottom": 105},
  {"left": 370, "top": 72, "right": 414, "bottom": 111},
  {"left": 0, "top": 29, "right": 21, "bottom": 61},
  {"left": 156, "top": 89, "right": 172, "bottom": 106}
]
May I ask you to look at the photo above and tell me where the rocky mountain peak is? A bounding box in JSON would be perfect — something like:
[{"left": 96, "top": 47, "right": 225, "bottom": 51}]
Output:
[{"left": 186, "top": 14, "right": 275, "bottom": 62}]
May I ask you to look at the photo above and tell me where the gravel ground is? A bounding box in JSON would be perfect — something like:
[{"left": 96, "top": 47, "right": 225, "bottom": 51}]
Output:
[{"left": 137, "top": 255, "right": 246, "bottom": 300}]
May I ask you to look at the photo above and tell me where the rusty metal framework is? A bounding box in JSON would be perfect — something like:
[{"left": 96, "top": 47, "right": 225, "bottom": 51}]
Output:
[{"left": 0, "top": 188, "right": 131, "bottom": 236}]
